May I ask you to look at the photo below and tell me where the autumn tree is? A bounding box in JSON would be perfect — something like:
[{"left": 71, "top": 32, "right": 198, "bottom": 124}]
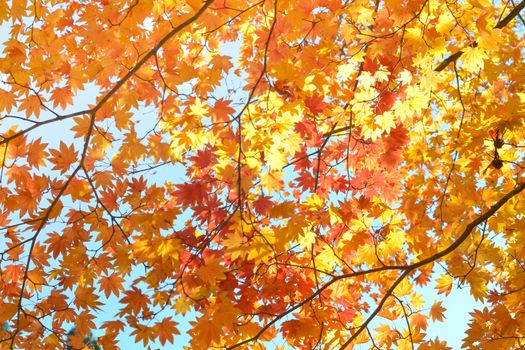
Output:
[{"left": 1, "top": 0, "right": 525, "bottom": 349}]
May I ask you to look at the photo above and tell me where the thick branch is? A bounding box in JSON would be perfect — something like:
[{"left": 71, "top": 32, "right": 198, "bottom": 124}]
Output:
[
  {"left": 0, "top": 110, "right": 89, "bottom": 146},
  {"left": 0, "top": 1, "right": 214, "bottom": 147},
  {"left": 339, "top": 181, "right": 525, "bottom": 349},
  {"left": 227, "top": 181, "right": 525, "bottom": 349},
  {"left": 434, "top": 0, "right": 525, "bottom": 71},
  {"left": 495, "top": 0, "right": 525, "bottom": 28},
  {"left": 434, "top": 50, "right": 468, "bottom": 73},
  {"left": 6, "top": 2, "right": 214, "bottom": 348}
]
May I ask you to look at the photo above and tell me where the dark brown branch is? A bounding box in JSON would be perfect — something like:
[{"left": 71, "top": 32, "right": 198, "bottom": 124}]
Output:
[
  {"left": 338, "top": 181, "right": 525, "bottom": 349},
  {"left": 0, "top": 110, "right": 90, "bottom": 146},
  {"left": 6, "top": 2, "right": 215, "bottom": 348},
  {"left": 226, "top": 181, "right": 525, "bottom": 349},
  {"left": 434, "top": 0, "right": 525, "bottom": 71},
  {"left": 235, "top": 0, "right": 278, "bottom": 216},
  {"left": 434, "top": 50, "right": 466, "bottom": 72},
  {"left": 495, "top": 0, "right": 525, "bottom": 28},
  {"left": 314, "top": 122, "right": 338, "bottom": 192}
]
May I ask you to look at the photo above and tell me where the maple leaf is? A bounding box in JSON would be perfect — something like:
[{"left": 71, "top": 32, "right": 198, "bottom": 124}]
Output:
[
  {"left": 189, "top": 318, "right": 222, "bottom": 349},
  {"left": 26, "top": 138, "right": 48, "bottom": 169},
  {"left": 281, "top": 318, "right": 320, "bottom": 344},
  {"left": 67, "top": 333, "right": 89, "bottom": 350},
  {"left": 154, "top": 318, "right": 180, "bottom": 346},
  {"left": 305, "top": 93, "right": 328, "bottom": 115},
  {"left": 461, "top": 46, "right": 488, "bottom": 72},
  {"left": 120, "top": 287, "right": 149, "bottom": 316},
  {"left": 18, "top": 95, "right": 42, "bottom": 118},
  {"left": 188, "top": 97, "right": 209, "bottom": 117},
  {"left": 75, "top": 286, "right": 103, "bottom": 311},
  {"left": 45, "top": 231, "right": 70, "bottom": 259},
  {"left": 99, "top": 274, "right": 125, "bottom": 298},
  {"left": 260, "top": 170, "right": 284, "bottom": 193},
  {"left": 409, "top": 313, "right": 428, "bottom": 331},
  {"left": 51, "top": 86, "right": 74, "bottom": 109},
  {"left": 435, "top": 274, "right": 453, "bottom": 296},
  {"left": 0, "top": 88, "right": 17, "bottom": 113},
  {"left": 197, "top": 257, "right": 227, "bottom": 286},
  {"left": 3, "top": 0, "right": 525, "bottom": 349},
  {"left": 71, "top": 115, "right": 93, "bottom": 138},
  {"left": 212, "top": 98, "right": 235, "bottom": 123},
  {"left": 102, "top": 320, "right": 126, "bottom": 336},
  {"left": 171, "top": 182, "right": 207, "bottom": 207},
  {"left": 130, "top": 324, "right": 156, "bottom": 346},
  {"left": 49, "top": 142, "right": 78, "bottom": 174},
  {"left": 419, "top": 338, "right": 452, "bottom": 350},
  {"left": 429, "top": 301, "right": 446, "bottom": 322},
  {"left": 252, "top": 195, "right": 274, "bottom": 214}
]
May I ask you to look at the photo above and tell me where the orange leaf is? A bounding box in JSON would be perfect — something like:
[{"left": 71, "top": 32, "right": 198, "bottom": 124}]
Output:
[
  {"left": 18, "top": 95, "right": 42, "bottom": 118},
  {"left": 154, "top": 318, "right": 180, "bottom": 346},
  {"left": 27, "top": 138, "right": 48, "bottom": 169},
  {"left": 212, "top": 98, "right": 235, "bottom": 123},
  {"left": 409, "top": 313, "right": 428, "bottom": 331},
  {"left": 49, "top": 142, "right": 77, "bottom": 174},
  {"left": 51, "top": 86, "right": 74, "bottom": 109},
  {"left": 0, "top": 303, "right": 18, "bottom": 323},
  {"left": 197, "top": 257, "right": 227, "bottom": 286},
  {"left": 99, "top": 274, "right": 125, "bottom": 298},
  {"left": 429, "top": 301, "right": 446, "bottom": 322}
]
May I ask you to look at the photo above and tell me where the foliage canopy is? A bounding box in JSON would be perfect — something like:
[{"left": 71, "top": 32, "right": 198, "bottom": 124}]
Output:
[{"left": 1, "top": 0, "right": 525, "bottom": 349}]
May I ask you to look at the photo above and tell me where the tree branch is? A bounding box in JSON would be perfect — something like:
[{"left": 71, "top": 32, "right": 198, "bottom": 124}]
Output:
[
  {"left": 338, "top": 181, "right": 525, "bottom": 349},
  {"left": 226, "top": 181, "right": 525, "bottom": 349},
  {"left": 434, "top": 0, "right": 525, "bottom": 71},
  {"left": 495, "top": 0, "right": 525, "bottom": 28}
]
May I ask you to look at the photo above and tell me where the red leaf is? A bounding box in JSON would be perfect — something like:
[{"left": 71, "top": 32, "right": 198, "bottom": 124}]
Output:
[{"left": 305, "top": 93, "right": 328, "bottom": 115}]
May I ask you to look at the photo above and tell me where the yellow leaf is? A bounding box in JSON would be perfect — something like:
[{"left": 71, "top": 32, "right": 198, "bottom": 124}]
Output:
[
  {"left": 375, "top": 111, "right": 396, "bottom": 133},
  {"left": 395, "top": 278, "right": 412, "bottom": 297},
  {"left": 189, "top": 97, "right": 209, "bottom": 117},
  {"left": 298, "top": 229, "right": 316, "bottom": 251},
  {"left": 461, "top": 46, "right": 487, "bottom": 72},
  {"left": 261, "top": 170, "right": 284, "bottom": 194},
  {"left": 435, "top": 274, "right": 453, "bottom": 295}
]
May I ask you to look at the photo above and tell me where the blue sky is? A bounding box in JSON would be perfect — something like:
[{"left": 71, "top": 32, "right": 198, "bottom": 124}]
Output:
[{"left": 0, "top": 9, "right": 490, "bottom": 350}]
